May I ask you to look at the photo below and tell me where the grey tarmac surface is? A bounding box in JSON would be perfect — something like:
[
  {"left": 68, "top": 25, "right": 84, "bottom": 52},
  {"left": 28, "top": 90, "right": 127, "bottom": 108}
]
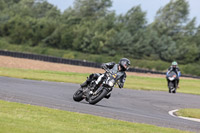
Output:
[{"left": 0, "top": 76, "right": 200, "bottom": 132}]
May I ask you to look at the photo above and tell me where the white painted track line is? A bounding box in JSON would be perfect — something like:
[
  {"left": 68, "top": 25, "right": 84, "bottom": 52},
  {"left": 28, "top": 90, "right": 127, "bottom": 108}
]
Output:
[{"left": 169, "top": 109, "right": 200, "bottom": 123}]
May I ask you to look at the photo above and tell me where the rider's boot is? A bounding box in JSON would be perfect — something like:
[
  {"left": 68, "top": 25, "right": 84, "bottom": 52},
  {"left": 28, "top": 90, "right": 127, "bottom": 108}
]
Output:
[
  {"left": 177, "top": 79, "right": 180, "bottom": 88},
  {"left": 81, "top": 73, "right": 98, "bottom": 89},
  {"left": 177, "top": 83, "right": 179, "bottom": 88},
  {"left": 104, "top": 93, "right": 111, "bottom": 99},
  {"left": 80, "top": 81, "right": 88, "bottom": 88},
  {"left": 80, "top": 77, "right": 92, "bottom": 89}
]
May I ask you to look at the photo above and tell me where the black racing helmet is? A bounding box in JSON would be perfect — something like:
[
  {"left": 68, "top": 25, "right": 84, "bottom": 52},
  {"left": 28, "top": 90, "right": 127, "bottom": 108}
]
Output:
[{"left": 119, "top": 58, "right": 131, "bottom": 71}]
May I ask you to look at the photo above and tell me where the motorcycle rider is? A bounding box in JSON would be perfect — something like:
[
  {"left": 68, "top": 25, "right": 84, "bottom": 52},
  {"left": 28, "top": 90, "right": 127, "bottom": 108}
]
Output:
[
  {"left": 166, "top": 61, "right": 181, "bottom": 88},
  {"left": 80, "top": 58, "right": 131, "bottom": 99}
]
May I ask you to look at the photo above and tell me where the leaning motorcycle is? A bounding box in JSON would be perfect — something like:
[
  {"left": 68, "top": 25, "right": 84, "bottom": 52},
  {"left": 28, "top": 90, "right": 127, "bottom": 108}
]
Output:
[
  {"left": 73, "top": 69, "right": 118, "bottom": 105},
  {"left": 167, "top": 71, "right": 178, "bottom": 93}
]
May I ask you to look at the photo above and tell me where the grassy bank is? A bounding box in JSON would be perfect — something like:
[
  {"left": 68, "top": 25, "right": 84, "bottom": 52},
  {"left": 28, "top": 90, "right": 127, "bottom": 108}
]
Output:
[
  {"left": 176, "top": 109, "right": 200, "bottom": 119},
  {"left": 0, "top": 67, "right": 199, "bottom": 95},
  {"left": 0, "top": 38, "right": 170, "bottom": 70},
  {"left": 2, "top": 38, "right": 200, "bottom": 76},
  {"left": 0, "top": 100, "right": 191, "bottom": 133}
]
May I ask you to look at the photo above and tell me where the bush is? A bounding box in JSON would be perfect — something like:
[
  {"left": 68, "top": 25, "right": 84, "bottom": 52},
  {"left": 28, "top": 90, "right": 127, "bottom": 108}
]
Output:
[{"left": 180, "top": 64, "right": 200, "bottom": 76}]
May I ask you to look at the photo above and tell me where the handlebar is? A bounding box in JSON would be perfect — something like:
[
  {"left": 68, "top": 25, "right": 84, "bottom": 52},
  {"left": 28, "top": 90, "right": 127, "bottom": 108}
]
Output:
[
  {"left": 105, "top": 69, "right": 111, "bottom": 73},
  {"left": 103, "top": 67, "right": 111, "bottom": 74}
]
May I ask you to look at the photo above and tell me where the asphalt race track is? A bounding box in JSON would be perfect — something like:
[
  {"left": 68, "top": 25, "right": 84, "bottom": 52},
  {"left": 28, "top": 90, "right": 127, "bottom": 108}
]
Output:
[{"left": 0, "top": 76, "right": 200, "bottom": 132}]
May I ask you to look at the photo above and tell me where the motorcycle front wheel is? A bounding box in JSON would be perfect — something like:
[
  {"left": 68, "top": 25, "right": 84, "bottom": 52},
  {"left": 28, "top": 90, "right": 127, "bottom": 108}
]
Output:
[
  {"left": 168, "top": 82, "right": 176, "bottom": 93},
  {"left": 88, "top": 89, "right": 108, "bottom": 105},
  {"left": 172, "top": 89, "right": 176, "bottom": 93},
  {"left": 73, "top": 89, "right": 84, "bottom": 102}
]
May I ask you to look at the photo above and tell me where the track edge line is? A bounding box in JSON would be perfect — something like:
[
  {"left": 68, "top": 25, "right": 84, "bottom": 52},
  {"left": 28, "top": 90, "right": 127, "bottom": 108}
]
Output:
[{"left": 168, "top": 109, "right": 200, "bottom": 123}]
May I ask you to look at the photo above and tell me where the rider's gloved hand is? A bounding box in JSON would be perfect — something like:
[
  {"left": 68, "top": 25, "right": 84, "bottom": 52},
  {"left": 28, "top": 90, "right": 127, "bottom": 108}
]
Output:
[{"left": 101, "top": 64, "right": 106, "bottom": 69}]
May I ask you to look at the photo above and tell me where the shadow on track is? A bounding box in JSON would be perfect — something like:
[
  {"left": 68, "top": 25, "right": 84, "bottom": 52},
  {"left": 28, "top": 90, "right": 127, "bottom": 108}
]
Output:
[{"left": 79, "top": 101, "right": 125, "bottom": 111}]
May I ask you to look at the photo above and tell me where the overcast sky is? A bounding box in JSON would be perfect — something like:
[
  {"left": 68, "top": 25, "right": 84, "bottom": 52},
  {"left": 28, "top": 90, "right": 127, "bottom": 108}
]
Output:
[{"left": 47, "top": 0, "right": 200, "bottom": 25}]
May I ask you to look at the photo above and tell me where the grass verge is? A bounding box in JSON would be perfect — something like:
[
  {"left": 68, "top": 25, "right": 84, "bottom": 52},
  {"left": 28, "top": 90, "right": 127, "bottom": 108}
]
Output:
[
  {"left": 2, "top": 39, "right": 200, "bottom": 76},
  {"left": 0, "top": 39, "right": 170, "bottom": 71},
  {"left": 176, "top": 109, "right": 200, "bottom": 119},
  {"left": 0, "top": 100, "right": 191, "bottom": 133},
  {"left": 0, "top": 67, "right": 199, "bottom": 95}
]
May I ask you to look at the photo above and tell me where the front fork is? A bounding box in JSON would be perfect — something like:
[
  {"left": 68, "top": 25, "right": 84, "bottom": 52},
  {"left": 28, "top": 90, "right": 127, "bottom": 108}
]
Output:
[{"left": 94, "top": 86, "right": 112, "bottom": 96}]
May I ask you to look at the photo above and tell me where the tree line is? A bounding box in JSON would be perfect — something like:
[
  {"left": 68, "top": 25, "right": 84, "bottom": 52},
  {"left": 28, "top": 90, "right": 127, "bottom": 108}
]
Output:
[{"left": 0, "top": 0, "right": 200, "bottom": 65}]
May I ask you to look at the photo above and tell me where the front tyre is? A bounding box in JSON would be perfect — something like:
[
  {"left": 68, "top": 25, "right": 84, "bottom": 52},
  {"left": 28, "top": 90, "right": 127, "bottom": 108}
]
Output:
[
  {"left": 168, "top": 82, "right": 173, "bottom": 93},
  {"left": 172, "top": 89, "right": 176, "bottom": 93},
  {"left": 172, "top": 84, "right": 177, "bottom": 93},
  {"left": 88, "top": 89, "right": 108, "bottom": 105},
  {"left": 73, "top": 89, "right": 84, "bottom": 102},
  {"left": 172, "top": 81, "right": 178, "bottom": 93}
]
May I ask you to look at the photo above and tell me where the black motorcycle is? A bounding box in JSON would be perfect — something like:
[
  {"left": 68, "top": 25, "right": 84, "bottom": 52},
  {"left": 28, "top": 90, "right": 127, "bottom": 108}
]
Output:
[
  {"left": 167, "top": 71, "right": 178, "bottom": 93},
  {"left": 73, "top": 69, "right": 119, "bottom": 105}
]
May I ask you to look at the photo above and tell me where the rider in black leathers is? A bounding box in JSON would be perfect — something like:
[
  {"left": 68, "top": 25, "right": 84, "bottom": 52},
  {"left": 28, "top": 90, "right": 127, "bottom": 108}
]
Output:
[{"left": 80, "top": 58, "right": 131, "bottom": 99}]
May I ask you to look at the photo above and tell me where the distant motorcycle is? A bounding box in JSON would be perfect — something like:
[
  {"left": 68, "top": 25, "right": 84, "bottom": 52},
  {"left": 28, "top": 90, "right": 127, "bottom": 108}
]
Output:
[
  {"left": 167, "top": 71, "right": 178, "bottom": 93},
  {"left": 73, "top": 69, "right": 119, "bottom": 105}
]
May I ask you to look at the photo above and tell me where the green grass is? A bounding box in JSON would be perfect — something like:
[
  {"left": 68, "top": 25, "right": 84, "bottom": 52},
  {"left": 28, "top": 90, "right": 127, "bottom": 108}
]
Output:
[
  {"left": 2, "top": 37, "right": 200, "bottom": 76},
  {"left": 0, "top": 67, "right": 200, "bottom": 95},
  {"left": 176, "top": 109, "right": 200, "bottom": 119},
  {"left": 0, "top": 67, "right": 88, "bottom": 84},
  {"left": 125, "top": 75, "right": 200, "bottom": 95},
  {"left": 0, "top": 39, "right": 172, "bottom": 72},
  {"left": 0, "top": 100, "right": 191, "bottom": 133},
  {"left": 1, "top": 38, "right": 200, "bottom": 76}
]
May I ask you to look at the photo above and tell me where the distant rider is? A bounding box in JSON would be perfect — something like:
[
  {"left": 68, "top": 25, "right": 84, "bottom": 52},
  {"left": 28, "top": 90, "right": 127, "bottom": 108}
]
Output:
[
  {"left": 166, "top": 61, "right": 181, "bottom": 88},
  {"left": 80, "top": 58, "right": 131, "bottom": 99}
]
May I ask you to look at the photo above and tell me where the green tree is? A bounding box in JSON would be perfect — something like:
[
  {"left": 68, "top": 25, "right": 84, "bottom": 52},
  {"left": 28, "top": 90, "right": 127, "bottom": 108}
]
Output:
[
  {"left": 105, "top": 29, "right": 133, "bottom": 56},
  {"left": 32, "top": 0, "right": 61, "bottom": 19},
  {"left": 151, "top": 0, "right": 199, "bottom": 63},
  {"left": 0, "top": 0, "right": 6, "bottom": 11},
  {"left": 73, "top": 0, "right": 112, "bottom": 19},
  {"left": 159, "top": 35, "right": 177, "bottom": 61},
  {"left": 175, "top": 18, "right": 199, "bottom": 63},
  {"left": 194, "top": 26, "right": 200, "bottom": 61},
  {"left": 123, "top": 6, "right": 147, "bottom": 36},
  {"left": 61, "top": 0, "right": 115, "bottom": 53},
  {"left": 117, "top": 5, "right": 147, "bottom": 58},
  {"left": 153, "top": 0, "right": 189, "bottom": 38},
  {"left": 0, "top": 0, "right": 21, "bottom": 11}
]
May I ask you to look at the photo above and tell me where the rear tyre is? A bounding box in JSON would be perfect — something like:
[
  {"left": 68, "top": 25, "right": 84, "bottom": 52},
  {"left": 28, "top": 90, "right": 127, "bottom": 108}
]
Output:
[
  {"left": 88, "top": 89, "right": 108, "bottom": 105},
  {"left": 73, "top": 89, "right": 84, "bottom": 102}
]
